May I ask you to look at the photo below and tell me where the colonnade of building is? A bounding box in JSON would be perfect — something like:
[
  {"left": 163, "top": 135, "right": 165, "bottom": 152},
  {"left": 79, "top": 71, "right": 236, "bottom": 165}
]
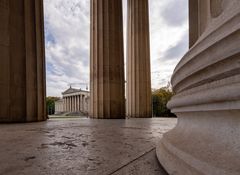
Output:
[
  {"left": 0, "top": 0, "right": 152, "bottom": 121},
  {"left": 62, "top": 95, "right": 89, "bottom": 113}
]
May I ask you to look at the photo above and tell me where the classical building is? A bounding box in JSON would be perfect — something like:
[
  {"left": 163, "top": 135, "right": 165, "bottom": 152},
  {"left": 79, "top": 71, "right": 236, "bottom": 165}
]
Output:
[{"left": 55, "top": 87, "right": 90, "bottom": 115}]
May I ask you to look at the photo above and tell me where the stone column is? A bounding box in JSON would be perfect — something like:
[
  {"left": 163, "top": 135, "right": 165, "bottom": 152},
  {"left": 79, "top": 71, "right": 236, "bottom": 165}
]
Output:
[
  {"left": 78, "top": 95, "right": 80, "bottom": 112},
  {"left": 79, "top": 96, "right": 81, "bottom": 112},
  {"left": 65, "top": 97, "right": 67, "bottom": 112},
  {"left": 80, "top": 95, "right": 83, "bottom": 112},
  {"left": 157, "top": 1, "right": 240, "bottom": 174},
  {"left": 82, "top": 96, "right": 85, "bottom": 112},
  {"left": 68, "top": 97, "right": 70, "bottom": 112},
  {"left": 59, "top": 103, "right": 61, "bottom": 112},
  {"left": 63, "top": 97, "right": 65, "bottom": 112},
  {"left": 76, "top": 95, "right": 78, "bottom": 112},
  {"left": 69, "top": 96, "right": 71, "bottom": 112},
  {"left": 79, "top": 95, "right": 81, "bottom": 112},
  {"left": 90, "top": 0, "right": 125, "bottom": 119},
  {"left": 76, "top": 96, "right": 78, "bottom": 112},
  {"left": 73, "top": 96, "right": 75, "bottom": 112},
  {"left": 75, "top": 96, "right": 77, "bottom": 112},
  {"left": 71, "top": 96, "right": 73, "bottom": 112},
  {"left": 64, "top": 97, "right": 67, "bottom": 112},
  {"left": 0, "top": 0, "right": 46, "bottom": 122},
  {"left": 189, "top": 0, "right": 199, "bottom": 48},
  {"left": 69, "top": 97, "right": 71, "bottom": 112},
  {"left": 126, "top": 0, "right": 152, "bottom": 118},
  {"left": 72, "top": 96, "right": 74, "bottom": 112}
]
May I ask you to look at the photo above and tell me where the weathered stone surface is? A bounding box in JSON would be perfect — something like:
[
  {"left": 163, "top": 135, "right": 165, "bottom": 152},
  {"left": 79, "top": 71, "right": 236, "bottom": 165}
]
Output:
[
  {"left": 126, "top": 0, "right": 152, "bottom": 118},
  {"left": 90, "top": 0, "right": 125, "bottom": 119},
  {"left": 112, "top": 149, "right": 168, "bottom": 175},
  {"left": 157, "top": 1, "right": 240, "bottom": 174},
  {"left": 0, "top": 118, "right": 176, "bottom": 175},
  {"left": 0, "top": 0, "right": 46, "bottom": 122}
]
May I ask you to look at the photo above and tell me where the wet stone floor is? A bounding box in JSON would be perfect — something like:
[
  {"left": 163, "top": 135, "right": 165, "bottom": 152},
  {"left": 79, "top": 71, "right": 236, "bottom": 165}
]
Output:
[{"left": 0, "top": 118, "right": 177, "bottom": 175}]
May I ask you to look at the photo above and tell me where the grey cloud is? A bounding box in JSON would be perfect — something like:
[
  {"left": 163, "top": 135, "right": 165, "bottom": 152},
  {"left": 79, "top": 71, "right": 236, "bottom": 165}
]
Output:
[
  {"left": 163, "top": 31, "right": 188, "bottom": 61},
  {"left": 161, "top": 0, "right": 188, "bottom": 27},
  {"left": 44, "top": 0, "right": 188, "bottom": 95},
  {"left": 44, "top": 0, "right": 90, "bottom": 96}
]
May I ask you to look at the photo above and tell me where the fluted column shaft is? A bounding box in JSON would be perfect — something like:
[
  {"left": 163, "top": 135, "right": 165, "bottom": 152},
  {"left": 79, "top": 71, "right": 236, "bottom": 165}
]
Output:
[
  {"left": 79, "top": 95, "right": 81, "bottom": 112},
  {"left": 75, "top": 96, "right": 77, "bottom": 112},
  {"left": 65, "top": 97, "right": 67, "bottom": 112},
  {"left": 68, "top": 97, "right": 70, "bottom": 112},
  {"left": 70, "top": 97, "right": 72, "bottom": 111},
  {"left": 76, "top": 95, "right": 79, "bottom": 112},
  {"left": 0, "top": 0, "right": 46, "bottom": 122},
  {"left": 69, "top": 96, "right": 71, "bottom": 112},
  {"left": 66, "top": 97, "right": 68, "bottom": 112},
  {"left": 71, "top": 96, "right": 73, "bottom": 112},
  {"left": 126, "top": 0, "right": 152, "bottom": 118},
  {"left": 72, "top": 96, "right": 75, "bottom": 112},
  {"left": 79, "top": 95, "right": 82, "bottom": 112},
  {"left": 63, "top": 98, "right": 65, "bottom": 112},
  {"left": 74, "top": 96, "right": 76, "bottom": 112},
  {"left": 90, "top": 0, "right": 125, "bottom": 119},
  {"left": 81, "top": 95, "right": 84, "bottom": 112}
]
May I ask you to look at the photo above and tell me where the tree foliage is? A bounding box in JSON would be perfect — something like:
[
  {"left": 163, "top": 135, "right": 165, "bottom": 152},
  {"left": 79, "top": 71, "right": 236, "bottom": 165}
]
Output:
[
  {"left": 46, "top": 96, "right": 60, "bottom": 115},
  {"left": 152, "top": 86, "right": 176, "bottom": 117}
]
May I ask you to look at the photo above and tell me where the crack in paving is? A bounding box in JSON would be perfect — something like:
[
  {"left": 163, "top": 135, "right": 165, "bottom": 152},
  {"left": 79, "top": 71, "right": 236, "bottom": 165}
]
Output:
[{"left": 108, "top": 147, "right": 156, "bottom": 175}]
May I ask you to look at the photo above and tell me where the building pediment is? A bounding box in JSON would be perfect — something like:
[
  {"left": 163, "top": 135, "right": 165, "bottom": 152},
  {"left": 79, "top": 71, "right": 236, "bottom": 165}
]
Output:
[{"left": 62, "top": 87, "right": 79, "bottom": 95}]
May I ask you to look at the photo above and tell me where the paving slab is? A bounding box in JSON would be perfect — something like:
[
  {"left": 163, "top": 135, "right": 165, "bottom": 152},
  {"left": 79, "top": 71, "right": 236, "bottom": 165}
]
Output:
[{"left": 0, "top": 118, "right": 176, "bottom": 175}]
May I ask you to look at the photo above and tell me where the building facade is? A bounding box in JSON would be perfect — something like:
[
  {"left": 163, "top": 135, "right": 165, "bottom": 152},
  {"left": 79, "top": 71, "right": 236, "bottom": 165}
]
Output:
[{"left": 55, "top": 87, "right": 90, "bottom": 115}]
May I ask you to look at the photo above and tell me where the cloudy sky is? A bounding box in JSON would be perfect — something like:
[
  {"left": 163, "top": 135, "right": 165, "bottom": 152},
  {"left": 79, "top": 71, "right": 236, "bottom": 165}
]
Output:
[{"left": 44, "top": 0, "right": 189, "bottom": 97}]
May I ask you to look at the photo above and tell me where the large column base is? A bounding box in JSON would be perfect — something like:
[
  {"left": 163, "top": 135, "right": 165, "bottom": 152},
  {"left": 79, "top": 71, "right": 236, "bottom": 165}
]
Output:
[
  {"left": 157, "top": 111, "right": 240, "bottom": 175},
  {"left": 157, "top": 1, "right": 240, "bottom": 174}
]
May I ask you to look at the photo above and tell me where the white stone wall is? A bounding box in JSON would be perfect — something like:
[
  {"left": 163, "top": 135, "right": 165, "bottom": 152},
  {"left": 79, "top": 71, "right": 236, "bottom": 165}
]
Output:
[{"left": 55, "top": 100, "right": 64, "bottom": 114}]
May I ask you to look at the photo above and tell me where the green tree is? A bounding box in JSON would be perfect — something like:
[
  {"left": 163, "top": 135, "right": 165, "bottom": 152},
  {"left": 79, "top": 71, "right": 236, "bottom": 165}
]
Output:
[
  {"left": 46, "top": 97, "right": 60, "bottom": 115},
  {"left": 152, "top": 86, "right": 176, "bottom": 117}
]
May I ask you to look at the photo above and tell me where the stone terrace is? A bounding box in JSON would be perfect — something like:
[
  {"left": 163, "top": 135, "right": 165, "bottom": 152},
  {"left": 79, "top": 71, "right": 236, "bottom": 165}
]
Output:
[{"left": 0, "top": 118, "right": 176, "bottom": 175}]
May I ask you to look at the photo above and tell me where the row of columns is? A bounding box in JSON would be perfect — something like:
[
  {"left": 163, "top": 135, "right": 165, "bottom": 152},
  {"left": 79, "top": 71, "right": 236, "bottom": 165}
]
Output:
[
  {"left": 63, "top": 95, "right": 86, "bottom": 112},
  {"left": 0, "top": 0, "right": 152, "bottom": 121},
  {"left": 90, "top": 0, "right": 152, "bottom": 119}
]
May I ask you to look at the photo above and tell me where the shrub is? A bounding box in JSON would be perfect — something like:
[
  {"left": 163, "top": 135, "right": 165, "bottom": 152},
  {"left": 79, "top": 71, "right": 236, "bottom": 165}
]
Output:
[{"left": 152, "top": 87, "right": 176, "bottom": 117}]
